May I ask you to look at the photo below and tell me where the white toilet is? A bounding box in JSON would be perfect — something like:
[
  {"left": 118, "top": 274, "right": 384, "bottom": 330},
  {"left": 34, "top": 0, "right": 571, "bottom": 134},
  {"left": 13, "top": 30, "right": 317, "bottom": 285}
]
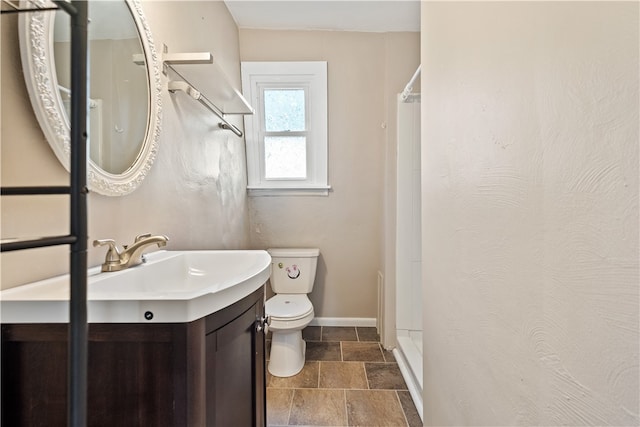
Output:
[{"left": 266, "top": 248, "right": 319, "bottom": 377}]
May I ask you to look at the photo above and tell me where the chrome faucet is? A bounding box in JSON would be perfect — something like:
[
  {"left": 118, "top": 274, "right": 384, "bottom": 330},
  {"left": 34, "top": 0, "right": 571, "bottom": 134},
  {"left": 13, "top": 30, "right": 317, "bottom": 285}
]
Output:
[{"left": 93, "top": 233, "right": 169, "bottom": 272}]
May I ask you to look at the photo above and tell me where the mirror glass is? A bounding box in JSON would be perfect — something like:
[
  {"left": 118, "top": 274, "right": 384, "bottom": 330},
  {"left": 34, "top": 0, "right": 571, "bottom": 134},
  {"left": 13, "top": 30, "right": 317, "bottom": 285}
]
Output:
[
  {"left": 54, "top": 2, "right": 147, "bottom": 175},
  {"left": 19, "top": 0, "right": 162, "bottom": 196}
]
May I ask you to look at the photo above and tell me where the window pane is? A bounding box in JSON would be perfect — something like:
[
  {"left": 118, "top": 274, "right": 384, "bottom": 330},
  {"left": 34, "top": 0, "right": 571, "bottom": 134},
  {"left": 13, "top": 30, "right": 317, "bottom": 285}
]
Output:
[
  {"left": 264, "top": 89, "right": 305, "bottom": 132},
  {"left": 265, "top": 136, "right": 306, "bottom": 179}
]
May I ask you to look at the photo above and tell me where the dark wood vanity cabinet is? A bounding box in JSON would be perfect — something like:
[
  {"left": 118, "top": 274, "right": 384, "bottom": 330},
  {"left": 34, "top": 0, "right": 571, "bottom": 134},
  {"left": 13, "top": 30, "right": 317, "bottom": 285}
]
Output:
[
  {"left": 1, "top": 286, "right": 266, "bottom": 427},
  {"left": 205, "top": 287, "right": 266, "bottom": 427}
]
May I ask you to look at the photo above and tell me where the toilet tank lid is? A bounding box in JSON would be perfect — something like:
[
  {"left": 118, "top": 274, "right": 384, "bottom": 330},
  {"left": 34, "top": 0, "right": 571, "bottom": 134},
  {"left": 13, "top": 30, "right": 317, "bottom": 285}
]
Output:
[{"left": 267, "top": 248, "right": 320, "bottom": 257}]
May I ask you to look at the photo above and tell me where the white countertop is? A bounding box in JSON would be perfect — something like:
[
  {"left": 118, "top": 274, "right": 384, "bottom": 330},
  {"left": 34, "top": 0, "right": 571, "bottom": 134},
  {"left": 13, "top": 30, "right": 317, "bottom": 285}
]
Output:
[{"left": 1, "top": 250, "right": 271, "bottom": 323}]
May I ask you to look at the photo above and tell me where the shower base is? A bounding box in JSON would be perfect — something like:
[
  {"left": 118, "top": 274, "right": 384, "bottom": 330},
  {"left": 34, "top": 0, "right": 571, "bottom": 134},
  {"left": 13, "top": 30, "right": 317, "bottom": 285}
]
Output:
[{"left": 393, "top": 330, "right": 423, "bottom": 422}]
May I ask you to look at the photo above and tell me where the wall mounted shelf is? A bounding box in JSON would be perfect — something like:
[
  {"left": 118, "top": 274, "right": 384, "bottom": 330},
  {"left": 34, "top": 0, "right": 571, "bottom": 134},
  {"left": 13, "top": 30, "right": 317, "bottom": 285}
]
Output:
[
  {"left": 163, "top": 51, "right": 212, "bottom": 65},
  {"left": 163, "top": 49, "right": 253, "bottom": 137}
]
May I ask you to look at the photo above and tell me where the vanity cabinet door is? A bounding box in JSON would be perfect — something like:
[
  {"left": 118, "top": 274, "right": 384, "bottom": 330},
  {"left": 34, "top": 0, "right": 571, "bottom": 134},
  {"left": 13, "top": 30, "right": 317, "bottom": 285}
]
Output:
[
  {"left": 1, "top": 323, "right": 187, "bottom": 426},
  {"left": 205, "top": 293, "right": 266, "bottom": 427},
  {"left": 1, "top": 285, "right": 266, "bottom": 426}
]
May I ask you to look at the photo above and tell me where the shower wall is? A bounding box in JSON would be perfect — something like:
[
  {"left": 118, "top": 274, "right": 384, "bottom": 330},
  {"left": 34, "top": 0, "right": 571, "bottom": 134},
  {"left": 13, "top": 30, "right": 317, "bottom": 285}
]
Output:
[
  {"left": 395, "top": 94, "right": 423, "bottom": 417},
  {"left": 396, "top": 95, "right": 422, "bottom": 337}
]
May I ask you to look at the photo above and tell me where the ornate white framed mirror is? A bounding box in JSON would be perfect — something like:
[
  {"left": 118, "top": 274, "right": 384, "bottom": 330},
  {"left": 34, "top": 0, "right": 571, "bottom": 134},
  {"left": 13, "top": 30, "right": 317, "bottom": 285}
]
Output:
[{"left": 19, "top": 0, "right": 162, "bottom": 196}]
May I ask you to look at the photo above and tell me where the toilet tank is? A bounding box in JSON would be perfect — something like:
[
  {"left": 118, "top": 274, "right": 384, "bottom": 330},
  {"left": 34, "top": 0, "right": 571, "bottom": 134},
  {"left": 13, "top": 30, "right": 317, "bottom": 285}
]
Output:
[{"left": 268, "top": 248, "right": 320, "bottom": 294}]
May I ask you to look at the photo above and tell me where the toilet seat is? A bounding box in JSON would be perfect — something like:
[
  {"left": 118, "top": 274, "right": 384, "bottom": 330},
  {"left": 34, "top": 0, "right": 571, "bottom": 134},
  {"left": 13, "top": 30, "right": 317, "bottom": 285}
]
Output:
[{"left": 266, "top": 294, "right": 313, "bottom": 321}]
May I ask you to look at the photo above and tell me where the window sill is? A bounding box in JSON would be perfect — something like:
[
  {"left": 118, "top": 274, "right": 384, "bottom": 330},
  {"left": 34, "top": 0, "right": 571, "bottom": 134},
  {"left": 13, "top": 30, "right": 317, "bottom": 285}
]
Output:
[{"left": 247, "top": 185, "right": 331, "bottom": 197}]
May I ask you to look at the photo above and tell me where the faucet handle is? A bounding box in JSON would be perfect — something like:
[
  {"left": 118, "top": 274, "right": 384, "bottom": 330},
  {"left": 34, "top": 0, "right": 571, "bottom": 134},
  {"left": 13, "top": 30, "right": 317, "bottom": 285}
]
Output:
[
  {"left": 93, "top": 239, "right": 121, "bottom": 262},
  {"left": 134, "top": 233, "right": 152, "bottom": 243}
]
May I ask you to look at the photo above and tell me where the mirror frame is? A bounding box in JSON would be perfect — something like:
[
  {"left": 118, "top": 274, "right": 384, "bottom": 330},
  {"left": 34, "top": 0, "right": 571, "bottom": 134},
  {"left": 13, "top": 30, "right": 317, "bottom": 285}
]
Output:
[{"left": 18, "top": 0, "right": 162, "bottom": 196}]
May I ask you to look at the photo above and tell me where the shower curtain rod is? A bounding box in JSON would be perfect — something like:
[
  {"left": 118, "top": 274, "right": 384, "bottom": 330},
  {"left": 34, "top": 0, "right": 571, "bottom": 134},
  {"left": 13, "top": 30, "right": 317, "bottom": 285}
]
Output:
[{"left": 401, "top": 65, "right": 421, "bottom": 101}]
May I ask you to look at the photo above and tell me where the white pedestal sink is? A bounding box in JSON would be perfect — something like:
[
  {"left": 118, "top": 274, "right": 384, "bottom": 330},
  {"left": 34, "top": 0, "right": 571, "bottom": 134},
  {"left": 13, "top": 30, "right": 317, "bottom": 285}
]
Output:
[{"left": 0, "top": 250, "right": 271, "bottom": 323}]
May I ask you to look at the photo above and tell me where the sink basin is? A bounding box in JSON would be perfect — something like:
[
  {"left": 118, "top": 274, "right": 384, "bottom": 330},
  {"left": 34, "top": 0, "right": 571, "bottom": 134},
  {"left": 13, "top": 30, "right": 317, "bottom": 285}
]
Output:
[{"left": 0, "top": 250, "right": 271, "bottom": 323}]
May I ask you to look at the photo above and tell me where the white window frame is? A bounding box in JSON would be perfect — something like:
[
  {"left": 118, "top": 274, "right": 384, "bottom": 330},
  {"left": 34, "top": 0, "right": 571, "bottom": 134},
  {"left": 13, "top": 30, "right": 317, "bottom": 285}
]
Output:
[{"left": 241, "top": 61, "right": 329, "bottom": 196}]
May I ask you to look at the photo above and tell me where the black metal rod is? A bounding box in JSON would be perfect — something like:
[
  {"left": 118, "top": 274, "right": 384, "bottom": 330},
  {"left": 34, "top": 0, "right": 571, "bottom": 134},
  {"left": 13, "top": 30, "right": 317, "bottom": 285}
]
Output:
[
  {"left": 0, "top": 6, "right": 59, "bottom": 14},
  {"left": 68, "top": 1, "right": 88, "bottom": 426},
  {"left": 0, "top": 235, "right": 77, "bottom": 252},
  {"left": 1, "top": 186, "right": 71, "bottom": 195}
]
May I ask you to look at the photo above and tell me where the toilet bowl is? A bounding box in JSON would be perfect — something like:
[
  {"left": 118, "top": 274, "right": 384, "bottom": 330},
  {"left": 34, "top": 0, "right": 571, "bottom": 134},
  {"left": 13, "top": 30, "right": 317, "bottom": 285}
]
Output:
[
  {"left": 266, "top": 294, "right": 314, "bottom": 377},
  {"left": 265, "top": 248, "right": 319, "bottom": 377}
]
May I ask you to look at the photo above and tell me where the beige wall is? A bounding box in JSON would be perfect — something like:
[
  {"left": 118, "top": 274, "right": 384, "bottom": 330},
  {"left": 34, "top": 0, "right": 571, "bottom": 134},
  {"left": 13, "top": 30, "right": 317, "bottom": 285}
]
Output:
[
  {"left": 421, "top": 2, "right": 639, "bottom": 425},
  {"left": 1, "top": 1, "right": 251, "bottom": 289},
  {"left": 239, "top": 30, "right": 419, "bottom": 319},
  {"left": 2, "top": 4, "right": 420, "bottom": 324}
]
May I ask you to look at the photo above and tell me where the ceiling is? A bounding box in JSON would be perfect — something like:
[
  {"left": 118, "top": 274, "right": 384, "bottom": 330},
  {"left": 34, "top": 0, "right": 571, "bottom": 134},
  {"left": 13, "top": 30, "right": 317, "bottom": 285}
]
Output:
[{"left": 223, "top": 1, "right": 420, "bottom": 33}]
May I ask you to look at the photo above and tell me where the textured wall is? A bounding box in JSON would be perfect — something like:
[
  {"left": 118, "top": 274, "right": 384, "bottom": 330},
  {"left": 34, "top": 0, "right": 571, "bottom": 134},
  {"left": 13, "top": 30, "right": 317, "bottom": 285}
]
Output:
[
  {"left": 421, "top": 2, "right": 639, "bottom": 425},
  {"left": 1, "top": 1, "right": 250, "bottom": 289},
  {"left": 239, "top": 30, "right": 419, "bottom": 319}
]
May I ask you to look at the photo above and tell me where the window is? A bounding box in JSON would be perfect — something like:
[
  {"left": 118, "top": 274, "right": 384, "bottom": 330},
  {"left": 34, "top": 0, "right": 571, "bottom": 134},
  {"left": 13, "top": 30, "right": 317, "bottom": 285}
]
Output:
[{"left": 241, "top": 62, "right": 329, "bottom": 196}]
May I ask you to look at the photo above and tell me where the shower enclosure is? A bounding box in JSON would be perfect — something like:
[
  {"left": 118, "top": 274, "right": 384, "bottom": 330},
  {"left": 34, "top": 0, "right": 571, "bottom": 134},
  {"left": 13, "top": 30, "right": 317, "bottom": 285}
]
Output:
[{"left": 394, "top": 69, "right": 423, "bottom": 419}]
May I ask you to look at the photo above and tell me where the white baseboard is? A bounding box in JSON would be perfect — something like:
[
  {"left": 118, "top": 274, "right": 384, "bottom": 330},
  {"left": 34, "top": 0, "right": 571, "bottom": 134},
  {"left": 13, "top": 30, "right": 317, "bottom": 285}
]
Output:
[{"left": 309, "top": 317, "right": 377, "bottom": 327}]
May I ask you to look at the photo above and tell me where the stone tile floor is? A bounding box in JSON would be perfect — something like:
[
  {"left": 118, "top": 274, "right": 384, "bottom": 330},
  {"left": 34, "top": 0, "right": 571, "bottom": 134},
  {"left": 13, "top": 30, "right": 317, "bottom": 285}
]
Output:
[{"left": 266, "top": 326, "right": 422, "bottom": 427}]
